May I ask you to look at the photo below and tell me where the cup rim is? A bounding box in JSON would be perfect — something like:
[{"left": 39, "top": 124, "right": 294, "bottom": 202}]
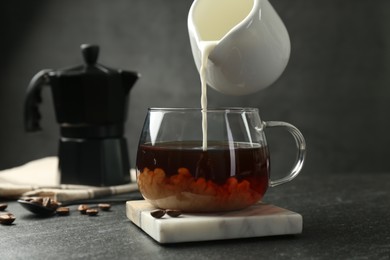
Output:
[{"left": 148, "top": 107, "right": 259, "bottom": 113}]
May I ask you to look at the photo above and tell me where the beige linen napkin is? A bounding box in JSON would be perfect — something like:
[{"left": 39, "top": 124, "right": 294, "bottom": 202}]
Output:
[{"left": 0, "top": 157, "right": 139, "bottom": 202}]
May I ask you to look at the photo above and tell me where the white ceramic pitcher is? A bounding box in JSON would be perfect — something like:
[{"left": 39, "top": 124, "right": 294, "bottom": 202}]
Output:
[{"left": 188, "top": 0, "right": 291, "bottom": 95}]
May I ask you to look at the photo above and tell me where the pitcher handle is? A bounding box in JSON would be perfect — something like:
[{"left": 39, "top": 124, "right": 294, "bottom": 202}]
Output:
[{"left": 263, "top": 121, "right": 307, "bottom": 187}]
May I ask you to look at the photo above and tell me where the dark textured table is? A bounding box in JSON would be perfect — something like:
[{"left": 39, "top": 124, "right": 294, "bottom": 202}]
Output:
[{"left": 1, "top": 173, "right": 389, "bottom": 260}]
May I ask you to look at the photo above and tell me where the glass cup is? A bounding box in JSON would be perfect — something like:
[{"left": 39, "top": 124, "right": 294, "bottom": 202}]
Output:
[{"left": 136, "top": 108, "right": 306, "bottom": 212}]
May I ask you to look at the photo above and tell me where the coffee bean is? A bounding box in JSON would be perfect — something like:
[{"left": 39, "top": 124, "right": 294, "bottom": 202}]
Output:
[
  {"left": 42, "top": 197, "right": 51, "bottom": 208},
  {"left": 56, "top": 207, "right": 70, "bottom": 216},
  {"left": 166, "top": 209, "right": 182, "bottom": 218},
  {"left": 49, "top": 200, "right": 60, "bottom": 210},
  {"left": 86, "top": 208, "right": 99, "bottom": 216},
  {"left": 98, "top": 203, "right": 111, "bottom": 211},
  {"left": 0, "top": 203, "right": 8, "bottom": 211},
  {"left": 150, "top": 209, "right": 166, "bottom": 218},
  {"left": 78, "top": 204, "right": 89, "bottom": 214},
  {"left": 0, "top": 213, "right": 15, "bottom": 225},
  {"left": 31, "top": 197, "right": 43, "bottom": 205}
]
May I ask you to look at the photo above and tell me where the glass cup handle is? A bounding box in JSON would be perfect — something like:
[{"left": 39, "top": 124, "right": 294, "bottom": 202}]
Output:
[{"left": 263, "top": 121, "right": 307, "bottom": 187}]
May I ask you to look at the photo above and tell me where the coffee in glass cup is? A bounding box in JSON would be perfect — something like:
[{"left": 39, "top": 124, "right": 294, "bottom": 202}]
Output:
[{"left": 136, "top": 108, "right": 305, "bottom": 212}]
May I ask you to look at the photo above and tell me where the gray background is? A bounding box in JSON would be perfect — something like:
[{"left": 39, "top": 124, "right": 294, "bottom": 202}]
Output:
[{"left": 1, "top": 0, "right": 389, "bottom": 176}]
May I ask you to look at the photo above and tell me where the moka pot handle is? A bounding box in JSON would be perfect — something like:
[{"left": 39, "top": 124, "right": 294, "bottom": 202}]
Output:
[{"left": 24, "top": 69, "right": 52, "bottom": 132}]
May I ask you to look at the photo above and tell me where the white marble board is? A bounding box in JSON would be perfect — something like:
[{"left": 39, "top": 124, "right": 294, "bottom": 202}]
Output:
[{"left": 126, "top": 200, "right": 303, "bottom": 244}]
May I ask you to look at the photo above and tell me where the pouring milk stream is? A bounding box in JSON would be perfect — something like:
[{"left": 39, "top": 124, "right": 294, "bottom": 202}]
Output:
[{"left": 188, "top": 0, "right": 291, "bottom": 150}]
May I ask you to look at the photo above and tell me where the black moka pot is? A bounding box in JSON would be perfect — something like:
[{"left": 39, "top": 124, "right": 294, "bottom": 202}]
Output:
[{"left": 24, "top": 44, "right": 139, "bottom": 186}]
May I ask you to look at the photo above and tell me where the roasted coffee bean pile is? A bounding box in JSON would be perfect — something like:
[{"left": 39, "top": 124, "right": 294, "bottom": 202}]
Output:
[
  {"left": 0, "top": 197, "right": 114, "bottom": 226},
  {"left": 25, "top": 197, "right": 60, "bottom": 211}
]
